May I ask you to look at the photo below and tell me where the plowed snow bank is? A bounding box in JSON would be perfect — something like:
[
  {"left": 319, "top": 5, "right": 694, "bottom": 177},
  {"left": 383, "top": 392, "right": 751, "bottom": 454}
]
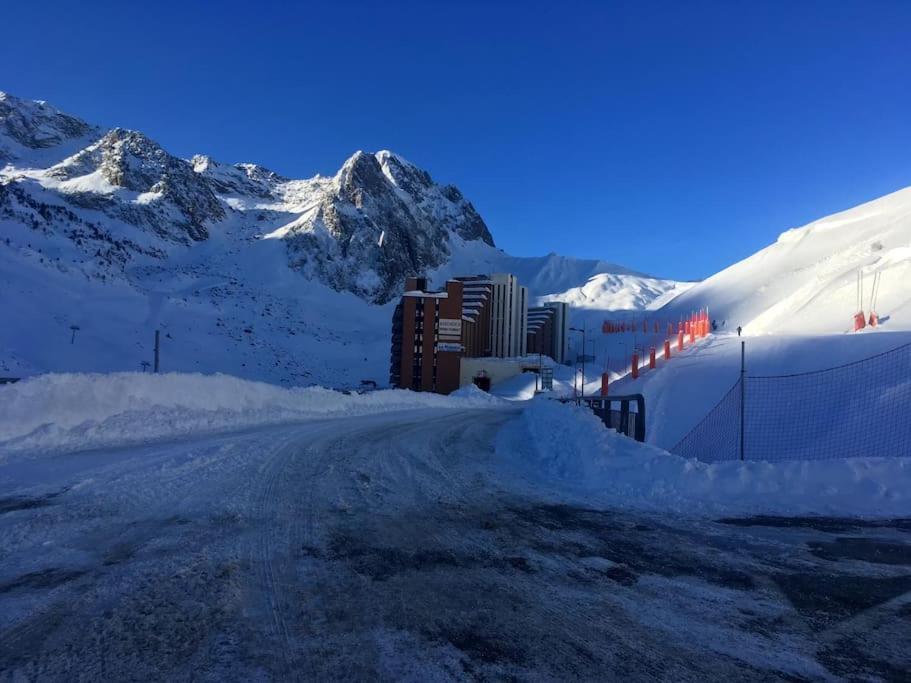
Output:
[
  {"left": 0, "top": 372, "right": 508, "bottom": 454},
  {"left": 498, "top": 399, "right": 911, "bottom": 518}
]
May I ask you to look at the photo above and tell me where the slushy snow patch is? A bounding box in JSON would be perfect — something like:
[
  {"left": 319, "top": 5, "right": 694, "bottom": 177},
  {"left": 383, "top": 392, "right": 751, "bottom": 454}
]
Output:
[
  {"left": 0, "top": 372, "right": 510, "bottom": 455},
  {"left": 497, "top": 398, "right": 911, "bottom": 518}
]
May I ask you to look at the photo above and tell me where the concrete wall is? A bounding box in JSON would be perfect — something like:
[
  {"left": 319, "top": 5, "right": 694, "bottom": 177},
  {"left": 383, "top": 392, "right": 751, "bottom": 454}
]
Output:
[{"left": 459, "top": 356, "right": 541, "bottom": 389}]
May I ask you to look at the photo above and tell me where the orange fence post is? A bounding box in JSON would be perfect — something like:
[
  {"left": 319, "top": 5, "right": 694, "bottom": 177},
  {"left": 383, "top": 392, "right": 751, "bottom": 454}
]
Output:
[
  {"left": 600, "top": 372, "right": 609, "bottom": 397},
  {"left": 677, "top": 330, "right": 684, "bottom": 352},
  {"left": 631, "top": 353, "right": 639, "bottom": 379},
  {"left": 664, "top": 339, "right": 671, "bottom": 359},
  {"left": 649, "top": 347, "right": 656, "bottom": 369}
]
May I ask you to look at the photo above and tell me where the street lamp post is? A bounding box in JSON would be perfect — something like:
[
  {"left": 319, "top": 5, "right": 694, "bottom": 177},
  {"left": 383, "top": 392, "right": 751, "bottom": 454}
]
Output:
[{"left": 570, "top": 326, "right": 586, "bottom": 399}]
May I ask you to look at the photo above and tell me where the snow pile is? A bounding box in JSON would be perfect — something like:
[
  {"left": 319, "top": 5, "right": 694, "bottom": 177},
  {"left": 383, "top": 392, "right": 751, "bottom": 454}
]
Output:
[
  {"left": 498, "top": 398, "right": 911, "bottom": 518},
  {"left": 448, "top": 382, "right": 509, "bottom": 404},
  {"left": 0, "top": 372, "right": 510, "bottom": 454}
]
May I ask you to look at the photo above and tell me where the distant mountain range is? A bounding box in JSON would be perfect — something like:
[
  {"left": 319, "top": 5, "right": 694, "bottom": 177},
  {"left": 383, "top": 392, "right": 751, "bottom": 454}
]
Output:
[
  {"left": 1, "top": 91, "right": 682, "bottom": 384},
  {"left": 8, "top": 91, "right": 898, "bottom": 386}
]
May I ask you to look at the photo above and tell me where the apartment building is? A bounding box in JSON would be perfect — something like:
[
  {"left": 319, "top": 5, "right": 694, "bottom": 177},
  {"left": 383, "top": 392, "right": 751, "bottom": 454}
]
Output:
[
  {"left": 456, "top": 275, "right": 493, "bottom": 358},
  {"left": 389, "top": 277, "right": 464, "bottom": 394},
  {"left": 543, "top": 301, "right": 569, "bottom": 364},
  {"left": 527, "top": 306, "right": 555, "bottom": 359},
  {"left": 391, "top": 272, "right": 542, "bottom": 394},
  {"left": 487, "top": 273, "right": 528, "bottom": 358}
]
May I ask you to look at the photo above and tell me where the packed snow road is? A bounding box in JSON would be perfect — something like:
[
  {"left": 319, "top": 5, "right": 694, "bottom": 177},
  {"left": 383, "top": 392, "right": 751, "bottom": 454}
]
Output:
[{"left": 1, "top": 408, "right": 909, "bottom": 681}]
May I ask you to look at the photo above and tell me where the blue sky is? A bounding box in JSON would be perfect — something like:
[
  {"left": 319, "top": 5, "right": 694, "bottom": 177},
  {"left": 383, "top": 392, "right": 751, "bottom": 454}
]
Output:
[{"left": 3, "top": 0, "right": 910, "bottom": 280}]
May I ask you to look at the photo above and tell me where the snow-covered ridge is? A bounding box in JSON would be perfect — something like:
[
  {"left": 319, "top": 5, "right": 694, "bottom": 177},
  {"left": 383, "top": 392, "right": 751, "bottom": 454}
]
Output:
[
  {"left": 0, "top": 92, "right": 103, "bottom": 169},
  {"left": 659, "top": 186, "right": 911, "bottom": 333},
  {"left": 540, "top": 272, "right": 695, "bottom": 311}
]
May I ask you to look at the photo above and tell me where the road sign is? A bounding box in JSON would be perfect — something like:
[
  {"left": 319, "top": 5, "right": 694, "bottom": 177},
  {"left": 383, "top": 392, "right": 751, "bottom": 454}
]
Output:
[{"left": 438, "top": 319, "right": 462, "bottom": 340}]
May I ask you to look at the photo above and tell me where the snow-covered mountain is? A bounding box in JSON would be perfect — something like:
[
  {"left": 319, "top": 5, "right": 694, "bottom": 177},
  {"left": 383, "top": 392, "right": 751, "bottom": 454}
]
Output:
[
  {"left": 1, "top": 91, "right": 679, "bottom": 384},
  {"left": 1, "top": 92, "right": 496, "bottom": 304},
  {"left": 539, "top": 272, "right": 694, "bottom": 311},
  {"left": 658, "top": 187, "right": 911, "bottom": 334}
]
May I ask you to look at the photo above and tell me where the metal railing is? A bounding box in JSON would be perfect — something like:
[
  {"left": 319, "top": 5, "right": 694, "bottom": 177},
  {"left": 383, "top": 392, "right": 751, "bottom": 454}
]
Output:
[{"left": 560, "top": 393, "right": 646, "bottom": 442}]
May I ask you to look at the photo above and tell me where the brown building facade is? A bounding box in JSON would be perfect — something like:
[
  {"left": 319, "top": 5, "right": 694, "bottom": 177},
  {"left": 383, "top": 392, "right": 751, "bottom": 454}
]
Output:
[
  {"left": 455, "top": 275, "right": 493, "bottom": 358},
  {"left": 526, "top": 306, "right": 555, "bottom": 357},
  {"left": 526, "top": 301, "right": 569, "bottom": 364},
  {"left": 389, "top": 277, "right": 464, "bottom": 394}
]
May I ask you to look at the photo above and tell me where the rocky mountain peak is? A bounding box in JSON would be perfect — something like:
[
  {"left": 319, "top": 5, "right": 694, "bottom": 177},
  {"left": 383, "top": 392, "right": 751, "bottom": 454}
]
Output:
[
  {"left": 43, "top": 127, "right": 224, "bottom": 242},
  {"left": 336, "top": 150, "right": 386, "bottom": 206},
  {"left": 258, "top": 149, "right": 494, "bottom": 302},
  {"left": 192, "top": 155, "right": 286, "bottom": 200},
  {"left": 0, "top": 92, "right": 101, "bottom": 165},
  {"left": 0, "top": 92, "right": 95, "bottom": 149}
]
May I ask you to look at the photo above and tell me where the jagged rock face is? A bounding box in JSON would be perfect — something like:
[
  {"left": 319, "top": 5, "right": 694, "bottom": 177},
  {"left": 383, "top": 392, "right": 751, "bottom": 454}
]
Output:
[
  {"left": 192, "top": 155, "right": 286, "bottom": 200},
  {"left": 283, "top": 150, "right": 495, "bottom": 303},
  {"left": 376, "top": 151, "right": 493, "bottom": 245},
  {"left": 0, "top": 93, "right": 95, "bottom": 157},
  {"left": 48, "top": 129, "right": 224, "bottom": 242}
]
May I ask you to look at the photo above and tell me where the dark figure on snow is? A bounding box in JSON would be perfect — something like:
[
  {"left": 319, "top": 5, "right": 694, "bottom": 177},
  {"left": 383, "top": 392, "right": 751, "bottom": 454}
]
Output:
[
  {"left": 711, "top": 319, "right": 718, "bottom": 331},
  {"left": 737, "top": 326, "right": 742, "bottom": 336}
]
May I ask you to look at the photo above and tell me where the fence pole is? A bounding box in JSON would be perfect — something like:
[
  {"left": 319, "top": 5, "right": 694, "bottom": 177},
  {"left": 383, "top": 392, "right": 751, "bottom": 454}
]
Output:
[
  {"left": 740, "top": 340, "right": 745, "bottom": 461},
  {"left": 154, "top": 330, "right": 160, "bottom": 373}
]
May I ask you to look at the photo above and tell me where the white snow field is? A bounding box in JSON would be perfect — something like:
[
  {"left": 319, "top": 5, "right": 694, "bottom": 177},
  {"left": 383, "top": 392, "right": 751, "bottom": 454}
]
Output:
[
  {"left": 656, "top": 185, "right": 911, "bottom": 335},
  {"left": 2, "top": 394, "right": 911, "bottom": 679}
]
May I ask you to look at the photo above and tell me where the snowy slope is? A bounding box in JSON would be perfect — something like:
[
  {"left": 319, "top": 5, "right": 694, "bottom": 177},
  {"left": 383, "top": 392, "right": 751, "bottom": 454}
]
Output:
[
  {"left": 604, "top": 331, "right": 911, "bottom": 450},
  {"left": 659, "top": 187, "right": 911, "bottom": 334}
]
